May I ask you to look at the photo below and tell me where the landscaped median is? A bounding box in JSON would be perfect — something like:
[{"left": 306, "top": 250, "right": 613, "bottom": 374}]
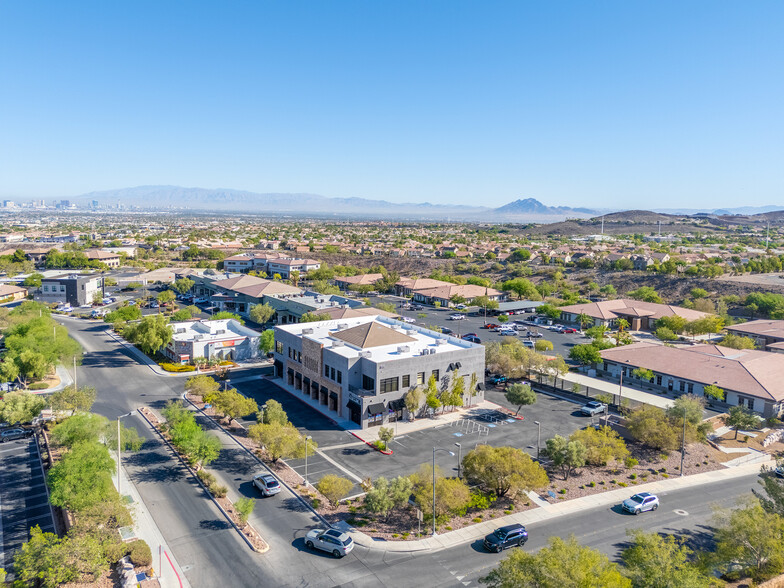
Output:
[{"left": 137, "top": 404, "right": 269, "bottom": 553}]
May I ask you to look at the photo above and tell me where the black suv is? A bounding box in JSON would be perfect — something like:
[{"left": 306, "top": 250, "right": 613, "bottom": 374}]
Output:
[{"left": 483, "top": 524, "right": 528, "bottom": 553}]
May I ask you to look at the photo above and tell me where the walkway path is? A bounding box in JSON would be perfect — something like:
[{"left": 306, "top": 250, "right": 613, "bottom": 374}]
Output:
[{"left": 560, "top": 372, "right": 675, "bottom": 409}]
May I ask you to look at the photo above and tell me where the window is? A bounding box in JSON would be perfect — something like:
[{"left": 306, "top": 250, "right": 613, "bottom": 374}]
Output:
[
  {"left": 276, "top": 341, "right": 283, "bottom": 354},
  {"left": 362, "top": 375, "right": 375, "bottom": 391},
  {"left": 656, "top": 375, "right": 662, "bottom": 386},
  {"left": 337, "top": 370, "right": 342, "bottom": 384},
  {"left": 417, "top": 372, "right": 425, "bottom": 385},
  {"left": 330, "top": 367, "right": 336, "bottom": 380},
  {"left": 297, "top": 351, "right": 301, "bottom": 363},
  {"left": 679, "top": 381, "right": 685, "bottom": 392},
  {"left": 402, "top": 374, "right": 410, "bottom": 388},
  {"left": 43, "top": 285, "right": 48, "bottom": 292},
  {"left": 687, "top": 383, "right": 694, "bottom": 394},
  {"left": 380, "top": 377, "right": 399, "bottom": 393},
  {"left": 324, "top": 364, "right": 329, "bottom": 377},
  {"left": 432, "top": 369, "right": 440, "bottom": 382}
]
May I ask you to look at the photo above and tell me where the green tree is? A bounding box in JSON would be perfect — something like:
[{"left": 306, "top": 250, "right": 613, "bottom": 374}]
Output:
[
  {"left": 261, "top": 399, "right": 289, "bottom": 426},
  {"left": 0, "top": 391, "right": 46, "bottom": 424},
  {"left": 621, "top": 529, "right": 715, "bottom": 588},
  {"left": 171, "top": 309, "right": 191, "bottom": 321},
  {"left": 462, "top": 445, "right": 548, "bottom": 498},
  {"left": 49, "top": 385, "right": 97, "bottom": 414},
  {"left": 703, "top": 384, "right": 725, "bottom": 402},
  {"left": 48, "top": 442, "right": 115, "bottom": 512},
  {"left": 51, "top": 413, "right": 108, "bottom": 448},
  {"left": 720, "top": 333, "right": 757, "bottom": 350},
  {"left": 378, "top": 426, "right": 394, "bottom": 450},
  {"left": 247, "top": 421, "right": 317, "bottom": 462},
  {"left": 300, "top": 312, "right": 331, "bottom": 323},
  {"left": 569, "top": 426, "right": 629, "bottom": 466},
  {"left": 545, "top": 435, "right": 587, "bottom": 480},
  {"left": 259, "top": 329, "right": 275, "bottom": 354},
  {"left": 535, "top": 339, "right": 554, "bottom": 352},
  {"left": 184, "top": 374, "right": 220, "bottom": 398},
  {"left": 754, "top": 459, "right": 784, "bottom": 517},
  {"left": 504, "top": 383, "right": 536, "bottom": 416},
  {"left": 212, "top": 311, "right": 244, "bottom": 323},
  {"left": 627, "top": 286, "right": 663, "bottom": 303},
  {"left": 632, "top": 367, "right": 654, "bottom": 382},
  {"left": 405, "top": 386, "right": 424, "bottom": 418},
  {"left": 13, "top": 526, "right": 79, "bottom": 588},
  {"left": 249, "top": 303, "right": 276, "bottom": 324},
  {"left": 316, "top": 474, "right": 353, "bottom": 508},
  {"left": 103, "top": 420, "right": 144, "bottom": 452},
  {"left": 425, "top": 374, "right": 441, "bottom": 413},
  {"left": 626, "top": 405, "right": 679, "bottom": 451},
  {"left": 212, "top": 388, "right": 258, "bottom": 422},
  {"left": 538, "top": 303, "right": 562, "bottom": 319},
  {"left": 655, "top": 326, "right": 679, "bottom": 341},
  {"left": 375, "top": 302, "right": 396, "bottom": 313},
  {"left": 157, "top": 289, "right": 176, "bottom": 305},
  {"left": 569, "top": 344, "right": 602, "bottom": 365},
  {"left": 364, "top": 476, "right": 395, "bottom": 518},
  {"left": 723, "top": 405, "right": 758, "bottom": 440},
  {"left": 123, "top": 314, "right": 172, "bottom": 355},
  {"left": 412, "top": 470, "right": 470, "bottom": 522},
  {"left": 666, "top": 394, "right": 705, "bottom": 426},
  {"left": 104, "top": 304, "right": 142, "bottom": 323},
  {"left": 173, "top": 277, "right": 195, "bottom": 295},
  {"left": 501, "top": 278, "right": 541, "bottom": 300},
  {"left": 22, "top": 272, "right": 44, "bottom": 287},
  {"left": 712, "top": 498, "right": 784, "bottom": 582},
  {"left": 480, "top": 535, "right": 631, "bottom": 588}
]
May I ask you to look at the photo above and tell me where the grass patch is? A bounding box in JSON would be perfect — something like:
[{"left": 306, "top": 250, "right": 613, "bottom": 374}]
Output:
[{"left": 472, "top": 517, "right": 483, "bottom": 523}]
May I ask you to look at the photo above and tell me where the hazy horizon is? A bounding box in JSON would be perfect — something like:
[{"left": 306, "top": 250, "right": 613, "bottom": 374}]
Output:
[{"left": 1, "top": 1, "right": 782, "bottom": 209}]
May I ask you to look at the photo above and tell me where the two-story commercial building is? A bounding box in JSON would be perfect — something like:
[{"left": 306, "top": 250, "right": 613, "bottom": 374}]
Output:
[
  {"left": 273, "top": 316, "right": 485, "bottom": 428},
  {"left": 38, "top": 274, "right": 103, "bottom": 307},
  {"left": 222, "top": 252, "right": 320, "bottom": 278},
  {"left": 724, "top": 320, "right": 784, "bottom": 352}
]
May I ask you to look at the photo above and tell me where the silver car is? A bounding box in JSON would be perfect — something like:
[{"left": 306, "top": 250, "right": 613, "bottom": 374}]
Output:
[
  {"left": 305, "top": 528, "right": 354, "bottom": 558},
  {"left": 1, "top": 428, "right": 31, "bottom": 443},
  {"left": 252, "top": 473, "right": 281, "bottom": 497},
  {"left": 622, "top": 492, "right": 659, "bottom": 515}
]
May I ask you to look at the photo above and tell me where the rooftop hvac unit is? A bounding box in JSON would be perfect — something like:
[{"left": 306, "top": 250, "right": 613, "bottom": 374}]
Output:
[
  {"left": 175, "top": 328, "right": 186, "bottom": 334},
  {"left": 429, "top": 348, "right": 436, "bottom": 355},
  {"left": 332, "top": 340, "right": 344, "bottom": 348},
  {"left": 337, "top": 323, "right": 348, "bottom": 330},
  {"left": 359, "top": 351, "right": 372, "bottom": 358},
  {"left": 216, "top": 329, "right": 226, "bottom": 335},
  {"left": 435, "top": 339, "right": 446, "bottom": 346},
  {"left": 397, "top": 345, "right": 410, "bottom": 353},
  {"left": 302, "top": 328, "right": 314, "bottom": 335}
]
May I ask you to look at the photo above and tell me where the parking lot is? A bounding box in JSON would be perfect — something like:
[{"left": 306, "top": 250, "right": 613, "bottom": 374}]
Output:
[
  {"left": 233, "top": 377, "right": 592, "bottom": 491},
  {"left": 373, "top": 296, "right": 585, "bottom": 359},
  {"left": 0, "top": 435, "right": 56, "bottom": 574}
]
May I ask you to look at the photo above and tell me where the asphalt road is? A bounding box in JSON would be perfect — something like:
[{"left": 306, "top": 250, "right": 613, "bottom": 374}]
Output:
[{"left": 56, "top": 316, "right": 760, "bottom": 587}]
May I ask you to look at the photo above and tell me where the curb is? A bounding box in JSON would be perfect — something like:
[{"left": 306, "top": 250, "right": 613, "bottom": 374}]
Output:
[
  {"left": 181, "top": 394, "right": 332, "bottom": 529},
  {"left": 347, "top": 431, "right": 394, "bottom": 455},
  {"left": 136, "top": 406, "right": 269, "bottom": 554}
]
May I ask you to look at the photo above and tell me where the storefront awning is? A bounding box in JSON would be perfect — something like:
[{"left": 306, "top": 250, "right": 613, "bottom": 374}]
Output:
[
  {"left": 367, "top": 402, "right": 385, "bottom": 416},
  {"left": 329, "top": 391, "right": 338, "bottom": 401},
  {"left": 388, "top": 398, "right": 405, "bottom": 411},
  {"left": 347, "top": 400, "right": 361, "bottom": 412}
]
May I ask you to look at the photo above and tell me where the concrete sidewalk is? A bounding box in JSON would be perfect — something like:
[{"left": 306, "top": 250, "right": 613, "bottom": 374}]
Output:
[
  {"left": 111, "top": 450, "right": 192, "bottom": 588},
  {"left": 340, "top": 458, "right": 773, "bottom": 553},
  {"left": 560, "top": 372, "right": 675, "bottom": 410}
]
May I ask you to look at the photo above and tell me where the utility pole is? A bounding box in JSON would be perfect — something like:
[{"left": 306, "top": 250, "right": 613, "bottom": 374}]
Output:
[{"left": 680, "top": 414, "right": 686, "bottom": 477}]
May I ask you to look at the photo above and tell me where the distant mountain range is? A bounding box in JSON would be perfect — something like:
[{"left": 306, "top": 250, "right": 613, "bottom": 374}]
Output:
[{"left": 67, "top": 186, "right": 599, "bottom": 221}]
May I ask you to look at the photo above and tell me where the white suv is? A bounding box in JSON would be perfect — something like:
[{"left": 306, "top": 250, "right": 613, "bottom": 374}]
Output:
[{"left": 449, "top": 314, "right": 465, "bottom": 320}]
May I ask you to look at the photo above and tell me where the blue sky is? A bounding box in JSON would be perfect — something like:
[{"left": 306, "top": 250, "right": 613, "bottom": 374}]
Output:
[{"left": 1, "top": 1, "right": 782, "bottom": 209}]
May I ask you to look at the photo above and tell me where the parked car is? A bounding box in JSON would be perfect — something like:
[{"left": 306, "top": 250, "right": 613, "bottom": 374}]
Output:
[
  {"left": 462, "top": 335, "right": 481, "bottom": 343},
  {"left": 441, "top": 327, "right": 454, "bottom": 335},
  {"left": 1, "top": 428, "right": 32, "bottom": 443},
  {"left": 483, "top": 524, "right": 528, "bottom": 553},
  {"left": 410, "top": 304, "right": 424, "bottom": 310},
  {"left": 194, "top": 297, "right": 209, "bottom": 304},
  {"left": 522, "top": 340, "right": 534, "bottom": 348},
  {"left": 401, "top": 316, "right": 416, "bottom": 323},
  {"left": 454, "top": 304, "right": 467, "bottom": 310},
  {"left": 580, "top": 400, "right": 607, "bottom": 416},
  {"left": 498, "top": 327, "right": 516, "bottom": 336},
  {"left": 562, "top": 327, "right": 577, "bottom": 333},
  {"left": 149, "top": 302, "right": 159, "bottom": 308},
  {"left": 252, "top": 473, "right": 281, "bottom": 497},
  {"left": 488, "top": 375, "right": 507, "bottom": 385},
  {"left": 622, "top": 492, "right": 659, "bottom": 515},
  {"left": 449, "top": 314, "right": 465, "bottom": 320},
  {"left": 527, "top": 331, "right": 543, "bottom": 338},
  {"left": 481, "top": 323, "right": 499, "bottom": 330},
  {"left": 305, "top": 528, "right": 355, "bottom": 558}
]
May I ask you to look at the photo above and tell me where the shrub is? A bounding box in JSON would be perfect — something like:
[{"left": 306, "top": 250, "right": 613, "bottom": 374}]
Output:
[
  {"left": 504, "top": 510, "right": 512, "bottom": 515},
  {"left": 618, "top": 482, "right": 628, "bottom": 487},
  {"left": 588, "top": 481, "right": 596, "bottom": 487},
  {"left": 210, "top": 484, "right": 228, "bottom": 498},
  {"left": 392, "top": 533, "right": 399, "bottom": 538},
  {"left": 610, "top": 479, "right": 617, "bottom": 484},
  {"left": 559, "top": 489, "right": 566, "bottom": 494},
  {"left": 472, "top": 517, "right": 483, "bottom": 523},
  {"left": 445, "top": 526, "right": 452, "bottom": 531},
  {"left": 629, "top": 474, "right": 637, "bottom": 480},
  {"left": 104, "top": 541, "right": 128, "bottom": 563},
  {"left": 743, "top": 435, "right": 750, "bottom": 443},
  {"left": 197, "top": 469, "right": 216, "bottom": 486},
  {"left": 402, "top": 532, "right": 410, "bottom": 538},
  {"left": 312, "top": 498, "right": 321, "bottom": 509},
  {"left": 159, "top": 363, "right": 196, "bottom": 372},
  {"left": 624, "top": 457, "right": 639, "bottom": 469},
  {"left": 234, "top": 497, "right": 255, "bottom": 525},
  {"left": 128, "top": 540, "right": 153, "bottom": 566},
  {"left": 28, "top": 382, "right": 49, "bottom": 390},
  {"left": 661, "top": 473, "right": 669, "bottom": 478}
]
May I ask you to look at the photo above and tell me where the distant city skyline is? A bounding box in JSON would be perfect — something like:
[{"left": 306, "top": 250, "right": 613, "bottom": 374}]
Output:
[{"left": 1, "top": 1, "right": 782, "bottom": 209}]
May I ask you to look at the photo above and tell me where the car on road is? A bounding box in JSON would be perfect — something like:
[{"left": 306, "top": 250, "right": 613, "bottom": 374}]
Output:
[
  {"left": 483, "top": 524, "right": 528, "bottom": 552},
  {"left": 149, "top": 301, "right": 159, "bottom": 308},
  {"left": 410, "top": 304, "right": 424, "bottom": 310},
  {"left": 462, "top": 334, "right": 481, "bottom": 343},
  {"left": 1, "top": 428, "right": 32, "bottom": 442},
  {"left": 622, "top": 492, "right": 659, "bottom": 515},
  {"left": 481, "top": 323, "right": 499, "bottom": 330},
  {"left": 527, "top": 331, "right": 543, "bottom": 338},
  {"left": 252, "top": 473, "right": 281, "bottom": 497},
  {"left": 441, "top": 327, "right": 454, "bottom": 335},
  {"left": 449, "top": 314, "right": 465, "bottom": 320},
  {"left": 580, "top": 400, "right": 607, "bottom": 416},
  {"left": 561, "top": 327, "right": 578, "bottom": 334},
  {"left": 305, "top": 528, "right": 354, "bottom": 557}
]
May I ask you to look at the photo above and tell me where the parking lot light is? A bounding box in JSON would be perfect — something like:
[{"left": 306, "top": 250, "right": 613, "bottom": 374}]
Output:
[
  {"left": 533, "top": 420, "right": 541, "bottom": 460},
  {"left": 455, "top": 443, "right": 462, "bottom": 478},
  {"left": 432, "top": 447, "right": 455, "bottom": 535}
]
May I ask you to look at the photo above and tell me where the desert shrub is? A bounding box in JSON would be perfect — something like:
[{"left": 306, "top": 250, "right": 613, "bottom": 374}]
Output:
[
  {"left": 210, "top": 484, "right": 228, "bottom": 498},
  {"left": 624, "top": 457, "right": 639, "bottom": 469},
  {"left": 159, "top": 363, "right": 196, "bottom": 372},
  {"left": 312, "top": 498, "right": 321, "bottom": 509},
  {"left": 128, "top": 540, "right": 152, "bottom": 566},
  {"left": 28, "top": 382, "right": 50, "bottom": 390},
  {"left": 197, "top": 469, "right": 216, "bottom": 486}
]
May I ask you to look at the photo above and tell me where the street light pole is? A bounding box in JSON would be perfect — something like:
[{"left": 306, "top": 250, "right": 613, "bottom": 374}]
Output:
[
  {"left": 304, "top": 435, "right": 312, "bottom": 486},
  {"left": 680, "top": 414, "right": 686, "bottom": 477},
  {"left": 533, "top": 421, "right": 541, "bottom": 460},
  {"left": 432, "top": 447, "right": 455, "bottom": 535},
  {"left": 260, "top": 403, "right": 267, "bottom": 424},
  {"left": 455, "top": 443, "right": 462, "bottom": 478},
  {"left": 116, "top": 411, "right": 137, "bottom": 495}
]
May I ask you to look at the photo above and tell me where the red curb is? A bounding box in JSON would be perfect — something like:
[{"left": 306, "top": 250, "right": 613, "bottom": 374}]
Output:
[{"left": 348, "top": 431, "right": 394, "bottom": 455}]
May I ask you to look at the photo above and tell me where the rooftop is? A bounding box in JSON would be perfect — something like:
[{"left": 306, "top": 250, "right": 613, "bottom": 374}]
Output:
[
  {"left": 560, "top": 299, "right": 710, "bottom": 322},
  {"left": 171, "top": 318, "right": 260, "bottom": 343},
  {"left": 277, "top": 316, "right": 481, "bottom": 363},
  {"left": 726, "top": 320, "right": 784, "bottom": 341}
]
